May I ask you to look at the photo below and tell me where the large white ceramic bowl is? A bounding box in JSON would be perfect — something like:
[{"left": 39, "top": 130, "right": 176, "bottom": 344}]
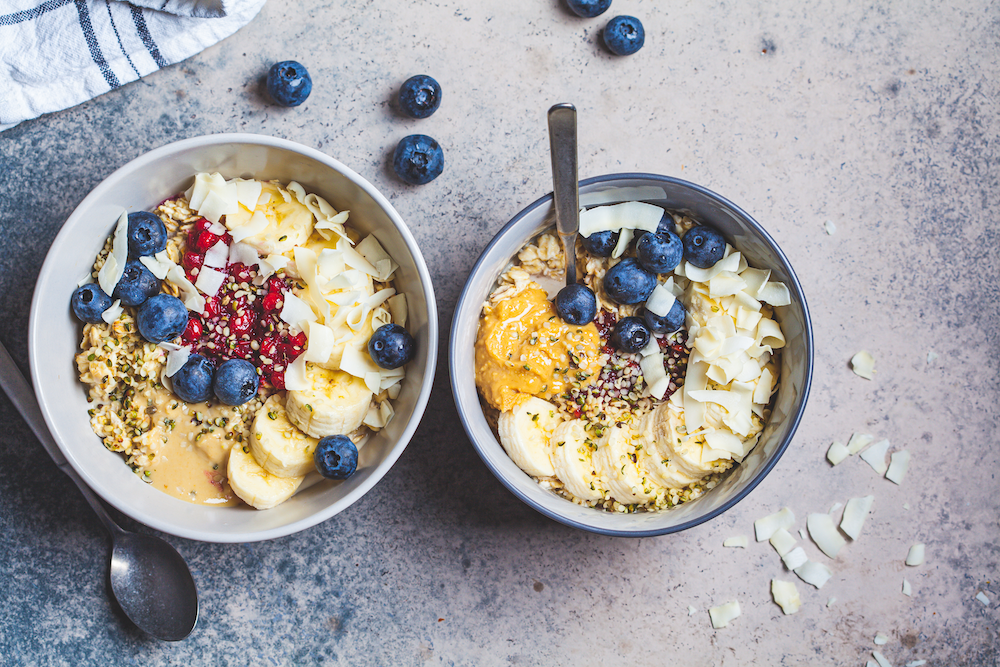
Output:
[
  {"left": 30, "top": 134, "right": 438, "bottom": 543},
  {"left": 451, "top": 174, "right": 812, "bottom": 537}
]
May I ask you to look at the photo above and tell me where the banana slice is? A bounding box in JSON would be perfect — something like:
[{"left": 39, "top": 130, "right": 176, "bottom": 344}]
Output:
[
  {"left": 649, "top": 401, "right": 715, "bottom": 478},
  {"left": 227, "top": 440, "right": 304, "bottom": 510},
  {"left": 497, "top": 397, "right": 561, "bottom": 478},
  {"left": 592, "top": 426, "right": 658, "bottom": 504},
  {"left": 251, "top": 395, "right": 319, "bottom": 478},
  {"left": 225, "top": 182, "right": 313, "bottom": 256},
  {"left": 635, "top": 411, "right": 702, "bottom": 488},
  {"left": 550, "top": 420, "right": 604, "bottom": 500},
  {"left": 286, "top": 365, "right": 373, "bottom": 438}
]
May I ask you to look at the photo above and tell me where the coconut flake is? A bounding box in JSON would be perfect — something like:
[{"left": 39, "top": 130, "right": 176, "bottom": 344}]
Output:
[
  {"left": 645, "top": 283, "right": 677, "bottom": 317},
  {"left": 824, "top": 220, "right": 836, "bottom": 235},
  {"left": 356, "top": 235, "right": 399, "bottom": 282},
  {"left": 723, "top": 536, "right": 748, "bottom": 548},
  {"left": 387, "top": 293, "right": 407, "bottom": 328},
  {"left": 340, "top": 344, "right": 380, "bottom": 380},
  {"left": 808, "top": 513, "right": 846, "bottom": 558},
  {"left": 886, "top": 450, "right": 910, "bottom": 485},
  {"left": 771, "top": 580, "right": 801, "bottom": 615},
  {"left": 770, "top": 528, "right": 797, "bottom": 557},
  {"left": 101, "top": 299, "right": 123, "bottom": 323},
  {"left": 139, "top": 250, "right": 176, "bottom": 280},
  {"left": 203, "top": 240, "right": 230, "bottom": 268},
  {"left": 579, "top": 186, "right": 668, "bottom": 207},
  {"left": 827, "top": 440, "right": 850, "bottom": 465},
  {"left": 611, "top": 227, "right": 633, "bottom": 259},
  {"left": 872, "top": 651, "right": 891, "bottom": 667},
  {"left": 233, "top": 177, "right": 262, "bottom": 211},
  {"left": 794, "top": 561, "right": 832, "bottom": 589},
  {"left": 279, "top": 292, "right": 318, "bottom": 329},
  {"left": 708, "top": 600, "right": 740, "bottom": 629},
  {"left": 687, "top": 605, "right": 697, "bottom": 617},
  {"left": 756, "top": 281, "right": 791, "bottom": 307},
  {"left": 166, "top": 265, "right": 204, "bottom": 314},
  {"left": 228, "top": 242, "right": 260, "bottom": 268},
  {"left": 230, "top": 210, "right": 269, "bottom": 244},
  {"left": 860, "top": 439, "right": 891, "bottom": 475},
  {"left": 905, "top": 544, "right": 925, "bottom": 566},
  {"left": 194, "top": 266, "right": 226, "bottom": 297},
  {"left": 162, "top": 345, "right": 191, "bottom": 377},
  {"left": 826, "top": 597, "right": 836, "bottom": 608},
  {"left": 841, "top": 495, "right": 875, "bottom": 540},
  {"left": 976, "top": 591, "right": 991, "bottom": 606},
  {"left": 847, "top": 433, "right": 875, "bottom": 455},
  {"left": 902, "top": 579, "right": 912, "bottom": 596},
  {"left": 851, "top": 350, "right": 876, "bottom": 379},
  {"left": 755, "top": 507, "right": 796, "bottom": 541},
  {"left": 905, "top": 662, "right": 927, "bottom": 667},
  {"left": 782, "top": 547, "right": 809, "bottom": 571},
  {"left": 579, "top": 201, "right": 664, "bottom": 238},
  {"left": 303, "top": 321, "right": 335, "bottom": 363},
  {"left": 284, "top": 354, "right": 309, "bottom": 391},
  {"left": 926, "top": 351, "right": 938, "bottom": 364},
  {"left": 97, "top": 209, "right": 130, "bottom": 296},
  {"left": 874, "top": 633, "right": 889, "bottom": 645}
]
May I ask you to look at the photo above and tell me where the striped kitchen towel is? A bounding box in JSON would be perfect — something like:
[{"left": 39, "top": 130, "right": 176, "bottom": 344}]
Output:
[{"left": 0, "top": 0, "right": 266, "bottom": 132}]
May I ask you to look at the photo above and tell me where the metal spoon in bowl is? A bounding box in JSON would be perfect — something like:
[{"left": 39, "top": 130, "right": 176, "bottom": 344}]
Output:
[
  {"left": 0, "top": 339, "right": 198, "bottom": 641},
  {"left": 547, "top": 103, "right": 580, "bottom": 287}
]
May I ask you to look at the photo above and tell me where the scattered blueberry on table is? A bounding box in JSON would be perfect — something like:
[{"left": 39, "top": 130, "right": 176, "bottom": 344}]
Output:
[
  {"left": 266, "top": 60, "right": 312, "bottom": 107},
  {"left": 602, "top": 257, "right": 656, "bottom": 304},
  {"left": 368, "top": 323, "right": 416, "bottom": 369},
  {"left": 136, "top": 294, "right": 188, "bottom": 343},
  {"left": 171, "top": 353, "right": 215, "bottom": 404},
  {"left": 581, "top": 230, "right": 619, "bottom": 257},
  {"left": 213, "top": 359, "right": 260, "bottom": 406},
  {"left": 71, "top": 283, "right": 112, "bottom": 323},
  {"left": 555, "top": 283, "right": 598, "bottom": 325},
  {"left": 112, "top": 259, "right": 161, "bottom": 307},
  {"left": 643, "top": 299, "right": 686, "bottom": 334},
  {"left": 636, "top": 230, "right": 683, "bottom": 273},
  {"left": 398, "top": 74, "right": 442, "bottom": 119},
  {"left": 392, "top": 134, "right": 444, "bottom": 185},
  {"left": 565, "top": 0, "right": 612, "bottom": 18},
  {"left": 126, "top": 211, "right": 167, "bottom": 257},
  {"left": 611, "top": 316, "right": 650, "bottom": 353},
  {"left": 603, "top": 15, "right": 645, "bottom": 55},
  {"left": 314, "top": 435, "right": 359, "bottom": 480},
  {"left": 682, "top": 225, "right": 726, "bottom": 268}
]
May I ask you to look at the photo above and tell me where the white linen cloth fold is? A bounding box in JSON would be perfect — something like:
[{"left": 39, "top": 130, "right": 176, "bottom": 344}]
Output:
[{"left": 0, "top": 0, "right": 266, "bottom": 132}]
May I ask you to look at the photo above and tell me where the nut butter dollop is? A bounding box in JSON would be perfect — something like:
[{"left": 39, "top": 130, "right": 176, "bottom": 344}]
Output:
[{"left": 475, "top": 287, "right": 602, "bottom": 412}]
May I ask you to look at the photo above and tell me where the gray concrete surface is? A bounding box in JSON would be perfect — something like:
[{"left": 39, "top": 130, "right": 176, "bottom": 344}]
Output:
[{"left": 1, "top": 0, "right": 998, "bottom": 664}]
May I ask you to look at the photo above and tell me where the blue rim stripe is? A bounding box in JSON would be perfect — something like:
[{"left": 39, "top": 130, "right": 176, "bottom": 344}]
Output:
[{"left": 450, "top": 172, "right": 814, "bottom": 537}]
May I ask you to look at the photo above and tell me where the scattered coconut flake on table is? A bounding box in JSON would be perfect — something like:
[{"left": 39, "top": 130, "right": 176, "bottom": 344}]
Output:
[
  {"left": 905, "top": 543, "right": 925, "bottom": 566},
  {"left": 926, "top": 351, "right": 938, "bottom": 364},
  {"left": 851, "top": 351, "right": 876, "bottom": 379},
  {"left": 866, "top": 662, "right": 878, "bottom": 667},
  {"left": 841, "top": 495, "right": 875, "bottom": 540},
  {"left": 829, "top": 502, "right": 843, "bottom": 514},
  {"left": 826, "top": 597, "right": 836, "bottom": 608},
  {"left": 860, "top": 439, "right": 891, "bottom": 475},
  {"left": 872, "top": 650, "right": 892, "bottom": 667},
  {"left": 902, "top": 579, "right": 912, "bottom": 596},
  {"left": 723, "top": 536, "right": 748, "bottom": 548},
  {"left": 771, "top": 580, "right": 801, "bottom": 615},
  {"left": 903, "top": 503, "right": 910, "bottom": 510},
  {"left": 794, "top": 561, "right": 832, "bottom": 589},
  {"left": 847, "top": 433, "right": 876, "bottom": 455},
  {"left": 905, "top": 661, "right": 927, "bottom": 667},
  {"left": 708, "top": 600, "right": 741, "bottom": 629},
  {"left": 827, "top": 440, "right": 850, "bottom": 465},
  {"left": 687, "top": 605, "right": 696, "bottom": 617},
  {"left": 808, "top": 513, "right": 846, "bottom": 558},
  {"left": 799, "top": 527, "right": 808, "bottom": 540},
  {"left": 874, "top": 632, "right": 889, "bottom": 645},
  {"left": 886, "top": 450, "right": 911, "bottom": 485},
  {"left": 782, "top": 547, "right": 809, "bottom": 571},
  {"left": 976, "top": 591, "right": 991, "bottom": 606},
  {"left": 755, "top": 507, "right": 796, "bottom": 541},
  {"left": 824, "top": 220, "right": 836, "bottom": 235},
  {"left": 769, "top": 528, "right": 797, "bottom": 557}
]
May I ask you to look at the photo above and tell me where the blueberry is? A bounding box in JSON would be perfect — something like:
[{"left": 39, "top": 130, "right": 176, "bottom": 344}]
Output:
[
  {"left": 368, "top": 323, "right": 416, "bottom": 369},
  {"left": 71, "top": 283, "right": 113, "bottom": 323},
  {"left": 171, "top": 353, "right": 215, "bottom": 404},
  {"left": 643, "top": 300, "right": 686, "bottom": 334},
  {"left": 611, "top": 317, "right": 650, "bottom": 353},
  {"left": 398, "top": 75, "right": 442, "bottom": 119},
  {"left": 581, "top": 230, "right": 620, "bottom": 257},
  {"left": 565, "top": 0, "right": 612, "bottom": 18},
  {"left": 636, "top": 231, "right": 683, "bottom": 274},
  {"left": 112, "top": 259, "right": 161, "bottom": 307},
  {"left": 603, "top": 15, "right": 645, "bottom": 56},
  {"left": 555, "top": 283, "right": 597, "bottom": 325},
  {"left": 213, "top": 359, "right": 260, "bottom": 406},
  {"left": 314, "top": 435, "right": 359, "bottom": 480},
  {"left": 602, "top": 258, "right": 657, "bottom": 304},
  {"left": 266, "top": 60, "right": 312, "bottom": 107},
  {"left": 127, "top": 211, "right": 167, "bottom": 257},
  {"left": 634, "top": 211, "right": 676, "bottom": 242},
  {"left": 682, "top": 225, "right": 726, "bottom": 268},
  {"left": 392, "top": 134, "right": 444, "bottom": 185},
  {"left": 136, "top": 294, "right": 188, "bottom": 343}
]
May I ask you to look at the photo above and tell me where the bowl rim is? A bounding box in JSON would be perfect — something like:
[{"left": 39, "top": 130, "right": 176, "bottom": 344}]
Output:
[
  {"left": 29, "top": 133, "right": 439, "bottom": 542},
  {"left": 450, "top": 172, "right": 813, "bottom": 537}
]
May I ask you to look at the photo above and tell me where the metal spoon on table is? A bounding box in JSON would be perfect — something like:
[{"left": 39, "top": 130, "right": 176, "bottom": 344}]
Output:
[
  {"left": 0, "top": 340, "right": 198, "bottom": 641},
  {"left": 547, "top": 102, "right": 581, "bottom": 288}
]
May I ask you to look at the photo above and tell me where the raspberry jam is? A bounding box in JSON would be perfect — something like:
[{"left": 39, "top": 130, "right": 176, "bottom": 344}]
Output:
[{"left": 182, "top": 230, "right": 304, "bottom": 390}]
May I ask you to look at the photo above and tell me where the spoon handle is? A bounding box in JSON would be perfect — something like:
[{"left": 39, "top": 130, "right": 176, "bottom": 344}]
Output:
[
  {"left": 547, "top": 103, "right": 579, "bottom": 285},
  {"left": 0, "top": 339, "right": 120, "bottom": 536}
]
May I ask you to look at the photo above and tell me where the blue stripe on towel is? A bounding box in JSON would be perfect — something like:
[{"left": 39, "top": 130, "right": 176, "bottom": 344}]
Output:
[
  {"left": 104, "top": 0, "right": 140, "bottom": 77},
  {"left": 129, "top": 4, "right": 167, "bottom": 68},
  {"left": 0, "top": 0, "right": 72, "bottom": 26},
  {"left": 74, "top": 0, "right": 119, "bottom": 89}
]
